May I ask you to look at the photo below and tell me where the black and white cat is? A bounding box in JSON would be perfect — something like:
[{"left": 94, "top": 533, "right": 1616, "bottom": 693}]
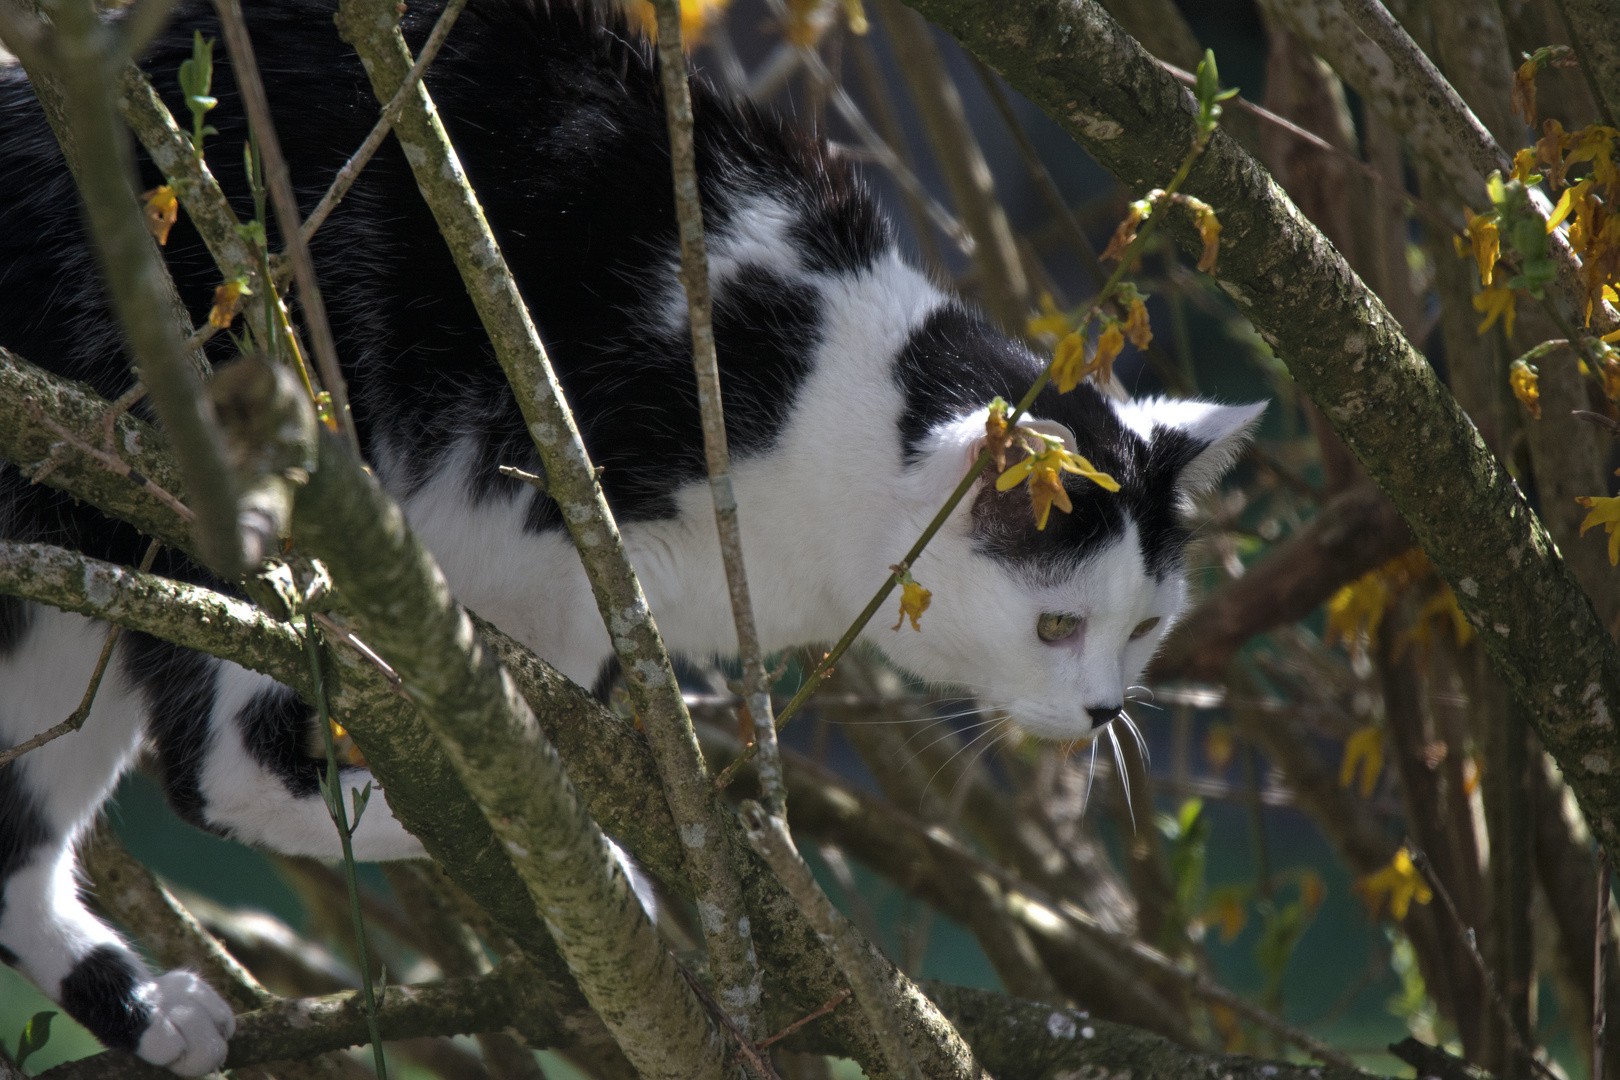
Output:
[{"left": 0, "top": 1, "right": 1262, "bottom": 1073}]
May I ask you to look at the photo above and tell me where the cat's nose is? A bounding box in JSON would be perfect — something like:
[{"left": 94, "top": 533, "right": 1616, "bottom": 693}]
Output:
[{"left": 1087, "top": 706, "right": 1121, "bottom": 727}]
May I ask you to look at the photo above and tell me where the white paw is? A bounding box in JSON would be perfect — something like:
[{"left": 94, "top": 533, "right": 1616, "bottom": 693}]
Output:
[{"left": 134, "top": 971, "right": 235, "bottom": 1077}]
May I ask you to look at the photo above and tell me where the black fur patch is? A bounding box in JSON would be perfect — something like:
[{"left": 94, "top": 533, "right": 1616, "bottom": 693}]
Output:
[
  {"left": 59, "top": 945, "right": 151, "bottom": 1052},
  {"left": 0, "top": 597, "right": 34, "bottom": 658},
  {"left": 894, "top": 305, "right": 1205, "bottom": 578},
  {"left": 122, "top": 633, "right": 223, "bottom": 833},
  {"left": 235, "top": 685, "right": 321, "bottom": 799}
]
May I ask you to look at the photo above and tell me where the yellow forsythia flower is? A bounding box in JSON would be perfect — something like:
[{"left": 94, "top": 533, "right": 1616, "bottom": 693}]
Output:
[
  {"left": 891, "top": 570, "right": 931, "bottom": 632},
  {"left": 1511, "top": 59, "right": 1538, "bottom": 127},
  {"left": 1124, "top": 294, "right": 1153, "bottom": 350},
  {"left": 1102, "top": 196, "right": 1154, "bottom": 262},
  {"left": 1339, "top": 725, "right": 1384, "bottom": 798},
  {"left": 1538, "top": 118, "right": 1570, "bottom": 188},
  {"left": 1464, "top": 208, "right": 1500, "bottom": 286},
  {"left": 208, "top": 277, "right": 252, "bottom": 329},
  {"left": 1576, "top": 494, "right": 1620, "bottom": 565},
  {"left": 1512, "top": 147, "right": 1540, "bottom": 185},
  {"left": 996, "top": 437, "right": 1119, "bottom": 530},
  {"left": 631, "top": 0, "right": 730, "bottom": 45},
  {"left": 1509, "top": 359, "right": 1541, "bottom": 418},
  {"left": 1203, "top": 722, "right": 1234, "bottom": 772},
  {"left": 1051, "top": 330, "right": 1089, "bottom": 394},
  {"left": 1204, "top": 890, "right": 1248, "bottom": 943},
  {"left": 1194, "top": 203, "right": 1222, "bottom": 272},
  {"left": 1027, "top": 292, "right": 1072, "bottom": 340},
  {"left": 330, "top": 719, "right": 367, "bottom": 768},
  {"left": 1355, "top": 847, "right": 1433, "bottom": 921},
  {"left": 840, "top": 0, "right": 868, "bottom": 34},
  {"left": 142, "top": 186, "right": 179, "bottom": 246},
  {"left": 1093, "top": 321, "right": 1124, "bottom": 385},
  {"left": 983, "top": 396, "right": 1013, "bottom": 472},
  {"left": 1472, "top": 284, "right": 1516, "bottom": 338},
  {"left": 1026, "top": 462, "right": 1069, "bottom": 530}
]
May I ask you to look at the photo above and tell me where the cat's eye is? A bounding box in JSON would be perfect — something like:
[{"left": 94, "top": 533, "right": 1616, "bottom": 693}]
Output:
[
  {"left": 1130, "top": 617, "right": 1161, "bottom": 640},
  {"left": 1037, "top": 612, "right": 1081, "bottom": 642}
]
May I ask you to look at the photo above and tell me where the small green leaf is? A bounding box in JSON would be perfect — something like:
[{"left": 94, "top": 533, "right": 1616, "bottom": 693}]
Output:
[
  {"left": 16, "top": 1011, "right": 57, "bottom": 1072},
  {"left": 318, "top": 768, "right": 342, "bottom": 822},
  {"left": 350, "top": 781, "right": 373, "bottom": 832}
]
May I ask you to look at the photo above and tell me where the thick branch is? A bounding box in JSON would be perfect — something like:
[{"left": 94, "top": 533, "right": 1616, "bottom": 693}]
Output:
[
  {"left": 0, "top": 0, "right": 240, "bottom": 571},
  {"left": 282, "top": 413, "right": 728, "bottom": 1080},
  {"left": 329, "top": 10, "right": 763, "bottom": 1044},
  {"left": 1151, "top": 484, "right": 1411, "bottom": 681},
  {"left": 898, "top": 0, "right": 1620, "bottom": 864}
]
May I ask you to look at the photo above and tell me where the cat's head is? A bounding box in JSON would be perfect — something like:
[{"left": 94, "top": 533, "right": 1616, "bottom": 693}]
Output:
[{"left": 880, "top": 311, "right": 1264, "bottom": 741}]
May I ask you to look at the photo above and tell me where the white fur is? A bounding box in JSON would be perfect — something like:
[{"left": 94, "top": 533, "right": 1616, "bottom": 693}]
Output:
[{"left": 1, "top": 191, "right": 1258, "bottom": 1073}]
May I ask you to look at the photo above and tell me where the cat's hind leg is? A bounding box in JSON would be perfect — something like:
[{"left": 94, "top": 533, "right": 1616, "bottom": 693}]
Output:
[{"left": 0, "top": 605, "right": 234, "bottom": 1076}]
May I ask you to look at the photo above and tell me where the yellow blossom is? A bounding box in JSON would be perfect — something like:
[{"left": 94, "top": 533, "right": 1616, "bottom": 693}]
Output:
[
  {"left": 1511, "top": 58, "right": 1538, "bottom": 127},
  {"left": 1050, "top": 330, "right": 1090, "bottom": 393},
  {"left": 1204, "top": 890, "right": 1248, "bottom": 943},
  {"left": 1102, "top": 195, "right": 1154, "bottom": 262},
  {"left": 632, "top": 0, "right": 730, "bottom": 45},
  {"left": 1028, "top": 462, "right": 1070, "bottom": 530},
  {"left": 208, "top": 277, "right": 252, "bottom": 329},
  {"left": 1124, "top": 294, "right": 1153, "bottom": 350},
  {"left": 1510, "top": 359, "right": 1541, "bottom": 418},
  {"left": 983, "top": 396, "right": 1013, "bottom": 472},
  {"left": 996, "top": 436, "right": 1119, "bottom": 529},
  {"left": 1512, "top": 147, "right": 1540, "bottom": 186},
  {"left": 1027, "top": 292, "right": 1072, "bottom": 340},
  {"left": 1204, "top": 722, "right": 1234, "bottom": 772},
  {"left": 1397, "top": 585, "right": 1475, "bottom": 660},
  {"left": 1472, "top": 284, "right": 1516, "bottom": 338},
  {"left": 840, "top": 0, "right": 868, "bottom": 34},
  {"left": 1538, "top": 119, "right": 1571, "bottom": 188},
  {"left": 1325, "top": 574, "right": 1389, "bottom": 652},
  {"left": 1464, "top": 208, "right": 1500, "bottom": 286},
  {"left": 1194, "top": 202, "right": 1222, "bottom": 272},
  {"left": 1299, "top": 870, "right": 1327, "bottom": 916},
  {"left": 1355, "top": 847, "right": 1433, "bottom": 921},
  {"left": 1604, "top": 358, "right": 1620, "bottom": 400},
  {"left": 142, "top": 186, "right": 179, "bottom": 246},
  {"left": 1339, "top": 725, "right": 1384, "bottom": 798},
  {"left": 1093, "top": 321, "right": 1124, "bottom": 385},
  {"left": 1577, "top": 493, "right": 1620, "bottom": 565},
  {"left": 330, "top": 718, "right": 367, "bottom": 768},
  {"left": 891, "top": 569, "right": 931, "bottom": 631}
]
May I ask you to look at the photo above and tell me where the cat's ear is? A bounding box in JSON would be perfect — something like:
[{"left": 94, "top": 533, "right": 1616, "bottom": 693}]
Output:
[{"left": 1120, "top": 398, "right": 1267, "bottom": 496}]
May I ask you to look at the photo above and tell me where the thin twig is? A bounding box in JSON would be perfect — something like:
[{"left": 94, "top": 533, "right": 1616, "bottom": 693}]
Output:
[
  {"left": 650, "top": 0, "right": 785, "bottom": 826},
  {"left": 299, "top": 0, "right": 470, "bottom": 244},
  {"left": 1156, "top": 58, "right": 1457, "bottom": 239},
  {"left": 1410, "top": 847, "right": 1557, "bottom": 1080},
  {"left": 314, "top": 613, "right": 403, "bottom": 691},
  {"left": 307, "top": 615, "right": 389, "bottom": 1080},
  {"left": 99, "top": 383, "right": 148, "bottom": 451},
  {"left": 496, "top": 464, "right": 547, "bottom": 492},
  {"left": 1599, "top": 851, "right": 1612, "bottom": 1080},
  {"left": 755, "top": 988, "right": 851, "bottom": 1052},
  {"left": 675, "top": 964, "right": 784, "bottom": 1080},
  {"left": 0, "top": 539, "right": 159, "bottom": 770},
  {"left": 740, "top": 801, "right": 925, "bottom": 1080},
  {"left": 27, "top": 400, "right": 196, "bottom": 522},
  {"left": 212, "top": 0, "right": 359, "bottom": 451},
  {"left": 875, "top": 0, "right": 1026, "bottom": 330}
]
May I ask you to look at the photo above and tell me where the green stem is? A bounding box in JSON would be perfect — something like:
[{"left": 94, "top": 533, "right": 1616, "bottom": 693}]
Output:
[
  {"left": 716, "top": 126, "right": 1213, "bottom": 790},
  {"left": 305, "top": 614, "right": 388, "bottom": 1080}
]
